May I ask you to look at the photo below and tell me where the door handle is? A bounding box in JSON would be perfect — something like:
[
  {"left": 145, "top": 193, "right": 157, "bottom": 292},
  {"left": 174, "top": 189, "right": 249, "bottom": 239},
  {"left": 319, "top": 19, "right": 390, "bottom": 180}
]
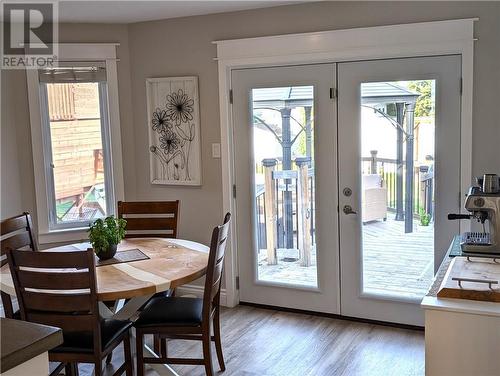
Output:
[{"left": 343, "top": 205, "right": 357, "bottom": 215}]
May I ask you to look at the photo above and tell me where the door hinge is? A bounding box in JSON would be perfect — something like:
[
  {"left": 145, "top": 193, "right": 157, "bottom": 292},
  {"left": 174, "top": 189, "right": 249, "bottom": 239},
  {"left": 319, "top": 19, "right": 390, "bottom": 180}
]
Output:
[
  {"left": 235, "top": 276, "right": 240, "bottom": 290},
  {"left": 459, "top": 77, "right": 463, "bottom": 96},
  {"left": 229, "top": 89, "right": 233, "bottom": 104},
  {"left": 330, "top": 87, "right": 337, "bottom": 99},
  {"left": 232, "top": 184, "right": 237, "bottom": 199}
]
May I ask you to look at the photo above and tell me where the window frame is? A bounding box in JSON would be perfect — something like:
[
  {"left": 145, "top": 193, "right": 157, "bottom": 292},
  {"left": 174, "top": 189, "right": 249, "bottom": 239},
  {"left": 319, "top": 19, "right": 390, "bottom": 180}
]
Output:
[
  {"left": 27, "top": 44, "right": 124, "bottom": 244},
  {"left": 39, "top": 80, "right": 115, "bottom": 231}
]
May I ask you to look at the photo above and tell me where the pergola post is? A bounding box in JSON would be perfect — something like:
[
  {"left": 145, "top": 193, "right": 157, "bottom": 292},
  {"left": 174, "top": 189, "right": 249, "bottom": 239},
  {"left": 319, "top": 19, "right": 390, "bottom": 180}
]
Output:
[
  {"left": 262, "top": 158, "right": 278, "bottom": 265},
  {"left": 426, "top": 176, "right": 433, "bottom": 218},
  {"left": 304, "top": 106, "right": 312, "bottom": 167},
  {"left": 404, "top": 103, "right": 416, "bottom": 233},
  {"left": 370, "top": 150, "right": 378, "bottom": 174},
  {"left": 295, "top": 157, "right": 312, "bottom": 267},
  {"left": 280, "top": 107, "right": 294, "bottom": 249},
  {"left": 395, "top": 102, "right": 405, "bottom": 221}
]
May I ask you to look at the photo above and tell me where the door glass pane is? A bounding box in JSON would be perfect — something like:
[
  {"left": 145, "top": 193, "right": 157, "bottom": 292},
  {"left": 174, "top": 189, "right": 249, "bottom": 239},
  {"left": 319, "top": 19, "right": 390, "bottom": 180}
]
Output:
[
  {"left": 252, "top": 86, "right": 317, "bottom": 288},
  {"left": 46, "top": 82, "right": 109, "bottom": 224},
  {"left": 360, "top": 80, "right": 435, "bottom": 298}
]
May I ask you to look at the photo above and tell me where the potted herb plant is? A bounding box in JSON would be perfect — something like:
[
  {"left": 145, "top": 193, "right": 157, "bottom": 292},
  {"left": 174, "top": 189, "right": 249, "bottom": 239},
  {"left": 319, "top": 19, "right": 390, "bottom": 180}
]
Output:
[{"left": 88, "top": 216, "right": 127, "bottom": 260}]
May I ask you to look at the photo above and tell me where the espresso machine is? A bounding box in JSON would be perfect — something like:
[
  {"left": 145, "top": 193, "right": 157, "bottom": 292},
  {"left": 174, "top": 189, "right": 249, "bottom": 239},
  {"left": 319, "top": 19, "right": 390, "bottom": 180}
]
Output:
[{"left": 448, "top": 174, "right": 500, "bottom": 255}]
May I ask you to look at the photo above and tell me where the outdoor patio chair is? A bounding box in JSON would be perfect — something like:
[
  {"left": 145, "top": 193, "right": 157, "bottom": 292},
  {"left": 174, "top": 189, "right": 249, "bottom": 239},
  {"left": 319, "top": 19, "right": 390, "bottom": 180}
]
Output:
[{"left": 362, "top": 174, "right": 387, "bottom": 223}]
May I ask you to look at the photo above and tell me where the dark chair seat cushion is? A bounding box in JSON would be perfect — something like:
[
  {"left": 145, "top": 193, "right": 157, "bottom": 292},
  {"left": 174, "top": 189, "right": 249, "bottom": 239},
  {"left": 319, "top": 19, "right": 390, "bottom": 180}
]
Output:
[
  {"left": 52, "top": 318, "right": 132, "bottom": 354},
  {"left": 151, "top": 288, "right": 175, "bottom": 299},
  {"left": 134, "top": 297, "right": 203, "bottom": 328}
]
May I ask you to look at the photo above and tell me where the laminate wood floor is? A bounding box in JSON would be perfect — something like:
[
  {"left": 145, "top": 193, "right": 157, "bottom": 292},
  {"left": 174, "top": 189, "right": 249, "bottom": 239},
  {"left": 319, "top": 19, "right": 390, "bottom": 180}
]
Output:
[{"left": 72, "top": 305, "right": 424, "bottom": 376}]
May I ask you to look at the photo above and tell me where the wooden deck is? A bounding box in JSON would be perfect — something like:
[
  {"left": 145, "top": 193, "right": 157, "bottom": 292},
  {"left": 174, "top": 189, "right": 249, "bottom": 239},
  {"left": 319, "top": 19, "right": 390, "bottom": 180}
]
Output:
[
  {"left": 257, "top": 217, "right": 434, "bottom": 298},
  {"left": 362, "top": 218, "right": 434, "bottom": 297}
]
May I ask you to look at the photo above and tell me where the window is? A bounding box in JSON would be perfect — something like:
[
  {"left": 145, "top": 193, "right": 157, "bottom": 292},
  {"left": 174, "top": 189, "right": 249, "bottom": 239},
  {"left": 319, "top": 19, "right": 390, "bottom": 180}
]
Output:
[
  {"left": 39, "top": 63, "right": 114, "bottom": 230},
  {"left": 27, "top": 44, "right": 124, "bottom": 243}
]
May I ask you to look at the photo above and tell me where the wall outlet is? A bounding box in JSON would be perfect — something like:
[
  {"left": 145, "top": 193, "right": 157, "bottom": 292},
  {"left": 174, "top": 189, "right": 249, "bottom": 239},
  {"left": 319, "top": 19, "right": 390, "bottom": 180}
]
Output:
[{"left": 212, "top": 143, "right": 221, "bottom": 158}]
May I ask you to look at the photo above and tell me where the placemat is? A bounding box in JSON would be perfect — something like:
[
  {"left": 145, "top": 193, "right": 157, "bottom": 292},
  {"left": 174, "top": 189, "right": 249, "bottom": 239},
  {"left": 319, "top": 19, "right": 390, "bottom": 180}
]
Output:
[{"left": 96, "top": 248, "right": 149, "bottom": 267}]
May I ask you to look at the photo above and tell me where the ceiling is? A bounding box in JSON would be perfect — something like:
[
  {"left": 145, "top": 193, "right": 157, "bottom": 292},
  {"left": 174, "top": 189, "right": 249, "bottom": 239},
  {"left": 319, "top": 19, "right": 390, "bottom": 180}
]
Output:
[{"left": 53, "top": 1, "right": 310, "bottom": 24}]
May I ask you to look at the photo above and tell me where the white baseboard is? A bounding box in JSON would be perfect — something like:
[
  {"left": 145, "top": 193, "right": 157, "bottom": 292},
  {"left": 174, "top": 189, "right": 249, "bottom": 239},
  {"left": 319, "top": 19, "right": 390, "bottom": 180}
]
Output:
[{"left": 175, "top": 284, "right": 228, "bottom": 307}]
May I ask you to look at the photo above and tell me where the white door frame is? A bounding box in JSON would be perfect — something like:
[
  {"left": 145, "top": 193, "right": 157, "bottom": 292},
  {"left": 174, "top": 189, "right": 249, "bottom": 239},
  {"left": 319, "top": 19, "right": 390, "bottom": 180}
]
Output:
[{"left": 215, "top": 19, "right": 476, "bottom": 308}]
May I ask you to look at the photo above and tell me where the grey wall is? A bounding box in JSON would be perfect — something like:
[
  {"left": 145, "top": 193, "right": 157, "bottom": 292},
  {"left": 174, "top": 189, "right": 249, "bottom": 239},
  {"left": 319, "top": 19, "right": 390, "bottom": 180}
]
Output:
[
  {"left": 1, "top": 1, "right": 499, "bottom": 249},
  {"left": 1, "top": 70, "right": 24, "bottom": 218}
]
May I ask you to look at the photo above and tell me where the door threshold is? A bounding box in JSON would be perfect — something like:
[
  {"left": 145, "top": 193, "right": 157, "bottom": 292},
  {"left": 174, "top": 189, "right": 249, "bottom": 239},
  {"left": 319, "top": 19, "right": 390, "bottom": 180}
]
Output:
[{"left": 239, "top": 301, "right": 424, "bottom": 331}]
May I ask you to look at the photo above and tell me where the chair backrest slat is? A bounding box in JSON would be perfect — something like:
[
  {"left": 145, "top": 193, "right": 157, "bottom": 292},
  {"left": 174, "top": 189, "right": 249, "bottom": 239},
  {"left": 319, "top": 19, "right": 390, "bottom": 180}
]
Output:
[
  {"left": 1, "top": 232, "right": 32, "bottom": 254},
  {"left": 22, "top": 291, "right": 93, "bottom": 312},
  {"left": 118, "top": 201, "right": 179, "bottom": 238},
  {"left": 203, "top": 213, "right": 231, "bottom": 317},
  {"left": 27, "top": 312, "right": 94, "bottom": 332},
  {"left": 7, "top": 248, "right": 101, "bottom": 349},
  {"left": 16, "top": 270, "right": 91, "bottom": 290},
  {"left": 210, "top": 262, "right": 224, "bottom": 296},
  {"left": 1, "top": 212, "right": 37, "bottom": 319},
  {"left": 10, "top": 249, "right": 90, "bottom": 268},
  {"left": 1, "top": 213, "right": 37, "bottom": 264},
  {"left": 124, "top": 217, "right": 177, "bottom": 231},
  {"left": 1, "top": 215, "right": 30, "bottom": 236}
]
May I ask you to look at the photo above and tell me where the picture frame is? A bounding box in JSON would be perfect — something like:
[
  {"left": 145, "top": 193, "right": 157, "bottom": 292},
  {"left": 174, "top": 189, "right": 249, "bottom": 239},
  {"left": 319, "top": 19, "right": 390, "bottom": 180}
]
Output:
[{"left": 146, "top": 76, "right": 202, "bottom": 185}]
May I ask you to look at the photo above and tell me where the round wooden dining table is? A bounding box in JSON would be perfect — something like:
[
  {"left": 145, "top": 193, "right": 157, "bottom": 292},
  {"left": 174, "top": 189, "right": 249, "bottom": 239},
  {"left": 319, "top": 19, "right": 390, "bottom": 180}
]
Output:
[
  {"left": 0, "top": 237, "right": 210, "bottom": 376},
  {"left": 1, "top": 237, "right": 209, "bottom": 301}
]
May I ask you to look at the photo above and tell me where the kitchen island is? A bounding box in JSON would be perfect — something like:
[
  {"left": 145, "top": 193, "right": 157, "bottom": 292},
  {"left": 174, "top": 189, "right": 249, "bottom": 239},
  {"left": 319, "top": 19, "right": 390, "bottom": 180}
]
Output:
[
  {"left": 1, "top": 318, "right": 63, "bottom": 376},
  {"left": 421, "top": 237, "right": 500, "bottom": 376}
]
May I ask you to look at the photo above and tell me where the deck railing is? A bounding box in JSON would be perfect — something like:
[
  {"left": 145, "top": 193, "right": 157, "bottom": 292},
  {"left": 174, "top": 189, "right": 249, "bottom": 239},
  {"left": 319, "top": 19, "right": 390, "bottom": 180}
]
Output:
[
  {"left": 255, "top": 158, "right": 315, "bottom": 266},
  {"left": 362, "top": 151, "right": 434, "bottom": 218},
  {"left": 254, "top": 153, "right": 433, "bottom": 265}
]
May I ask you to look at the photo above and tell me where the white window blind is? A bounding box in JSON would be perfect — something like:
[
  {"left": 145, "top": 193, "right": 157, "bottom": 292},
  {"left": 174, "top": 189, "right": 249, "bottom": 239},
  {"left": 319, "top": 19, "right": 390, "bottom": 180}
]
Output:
[{"left": 39, "top": 62, "right": 107, "bottom": 83}]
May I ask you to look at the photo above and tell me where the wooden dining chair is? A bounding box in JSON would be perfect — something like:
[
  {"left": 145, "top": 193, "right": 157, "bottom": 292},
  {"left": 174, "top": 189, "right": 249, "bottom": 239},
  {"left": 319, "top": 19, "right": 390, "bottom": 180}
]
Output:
[
  {"left": 134, "top": 213, "right": 231, "bottom": 376},
  {"left": 117, "top": 200, "right": 180, "bottom": 238},
  {"left": 117, "top": 200, "right": 181, "bottom": 356},
  {"left": 6, "top": 248, "right": 133, "bottom": 376},
  {"left": 0, "top": 212, "right": 37, "bottom": 319}
]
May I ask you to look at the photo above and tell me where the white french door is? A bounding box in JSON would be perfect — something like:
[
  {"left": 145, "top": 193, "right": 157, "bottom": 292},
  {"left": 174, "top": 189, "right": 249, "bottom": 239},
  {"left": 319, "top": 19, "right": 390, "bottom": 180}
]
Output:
[
  {"left": 338, "top": 55, "right": 462, "bottom": 326},
  {"left": 230, "top": 55, "right": 462, "bottom": 325},
  {"left": 232, "top": 64, "right": 339, "bottom": 313}
]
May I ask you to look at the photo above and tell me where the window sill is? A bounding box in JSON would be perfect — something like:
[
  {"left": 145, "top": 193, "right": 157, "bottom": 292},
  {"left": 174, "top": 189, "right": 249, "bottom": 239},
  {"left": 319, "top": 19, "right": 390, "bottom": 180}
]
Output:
[{"left": 38, "top": 227, "right": 89, "bottom": 245}]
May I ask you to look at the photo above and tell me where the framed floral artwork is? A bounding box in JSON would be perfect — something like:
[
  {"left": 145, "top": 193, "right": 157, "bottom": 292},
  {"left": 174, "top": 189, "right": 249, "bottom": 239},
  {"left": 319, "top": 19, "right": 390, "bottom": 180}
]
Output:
[{"left": 146, "top": 77, "right": 202, "bottom": 185}]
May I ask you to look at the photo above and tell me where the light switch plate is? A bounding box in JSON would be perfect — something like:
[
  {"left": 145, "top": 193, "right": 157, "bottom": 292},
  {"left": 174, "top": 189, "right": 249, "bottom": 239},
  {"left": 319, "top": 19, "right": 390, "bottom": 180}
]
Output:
[{"left": 212, "top": 143, "right": 221, "bottom": 158}]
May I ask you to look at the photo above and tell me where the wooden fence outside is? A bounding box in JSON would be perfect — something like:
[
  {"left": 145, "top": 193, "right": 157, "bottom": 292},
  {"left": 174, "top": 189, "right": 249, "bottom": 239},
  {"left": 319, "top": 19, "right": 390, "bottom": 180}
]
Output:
[{"left": 46, "top": 83, "right": 104, "bottom": 210}]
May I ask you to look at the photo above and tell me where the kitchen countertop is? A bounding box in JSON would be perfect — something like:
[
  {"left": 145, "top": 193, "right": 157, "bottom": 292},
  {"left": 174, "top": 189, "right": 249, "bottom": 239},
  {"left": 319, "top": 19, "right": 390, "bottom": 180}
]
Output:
[
  {"left": 422, "top": 236, "right": 500, "bottom": 317},
  {"left": 426, "top": 237, "right": 458, "bottom": 297},
  {"left": 1, "top": 318, "right": 63, "bottom": 373}
]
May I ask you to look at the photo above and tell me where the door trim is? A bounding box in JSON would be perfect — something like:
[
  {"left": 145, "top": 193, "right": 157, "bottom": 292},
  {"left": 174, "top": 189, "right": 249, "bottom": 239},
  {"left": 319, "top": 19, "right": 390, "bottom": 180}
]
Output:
[{"left": 215, "top": 19, "right": 476, "bottom": 308}]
